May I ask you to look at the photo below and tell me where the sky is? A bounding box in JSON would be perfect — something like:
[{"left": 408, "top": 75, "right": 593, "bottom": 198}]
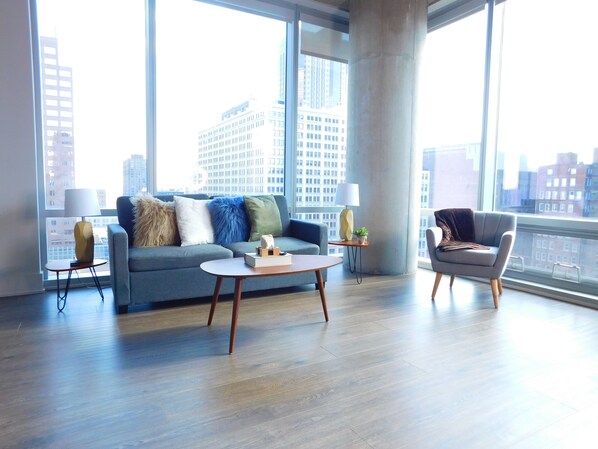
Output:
[
  {"left": 154, "top": 1, "right": 285, "bottom": 191},
  {"left": 37, "top": 0, "right": 147, "bottom": 203},
  {"left": 418, "top": 0, "right": 598, "bottom": 173},
  {"left": 36, "top": 0, "right": 284, "bottom": 203},
  {"left": 37, "top": 0, "right": 598, "bottom": 204}
]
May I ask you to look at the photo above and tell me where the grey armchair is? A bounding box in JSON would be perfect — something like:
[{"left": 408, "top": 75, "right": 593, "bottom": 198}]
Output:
[{"left": 426, "top": 211, "right": 517, "bottom": 308}]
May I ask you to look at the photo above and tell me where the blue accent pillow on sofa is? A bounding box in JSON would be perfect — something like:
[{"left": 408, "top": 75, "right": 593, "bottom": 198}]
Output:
[{"left": 207, "top": 196, "right": 250, "bottom": 246}]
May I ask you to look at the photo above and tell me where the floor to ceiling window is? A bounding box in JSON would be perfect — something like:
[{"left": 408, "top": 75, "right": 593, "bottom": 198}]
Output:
[
  {"left": 491, "top": 0, "right": 598, "bottom": 292},
  {"left": 294, "top": 21, "right": 349, "bottom": 251},
  {"left": 419, "top": 0, "right": 598, "bottom": 301},
  {"left": 155, "top": 0, "right": 287, "bottom": 196},
  {"left": 34, "top": 0, "right": 349, "bottom": 275},
  {"left": 35, "top": 0, "right": 146, "bottom": 272},
  {"left": 418, "top": 9, "right": 486, "bottom": 210},
  {"left": 417, "top": 7, "right": 487, "bottom": 258}
]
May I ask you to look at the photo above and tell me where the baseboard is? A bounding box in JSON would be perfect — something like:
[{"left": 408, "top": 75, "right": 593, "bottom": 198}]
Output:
[
  {"left": 501, "top": 277, "right": 598, "bottom": 310},
  {"left": 417, "top": 260, "right": 598, "bottom": 310},
  {"left": 0, "top": 271, "right": 44, "bottom": 298}
]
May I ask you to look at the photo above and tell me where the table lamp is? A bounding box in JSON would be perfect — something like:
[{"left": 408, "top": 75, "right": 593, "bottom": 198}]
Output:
[
  {"left": 335, "top": 183, "right": 360, "bottom": 241},
  {"left": 64, "top": 188, "right": 101, "bottom": 264}
]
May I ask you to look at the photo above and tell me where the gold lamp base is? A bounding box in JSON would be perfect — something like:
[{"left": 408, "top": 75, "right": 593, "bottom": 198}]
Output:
[
  {"left": 339, "top": 208, "right": 354, "bottom": 241},
  {"left": 74, "top": 220, "right": 94, "bottom": 263}
]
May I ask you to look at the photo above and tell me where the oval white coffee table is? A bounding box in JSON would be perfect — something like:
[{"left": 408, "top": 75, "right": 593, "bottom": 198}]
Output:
[{"left": 201, "top": 255, "right": 341, "bottom": 353}]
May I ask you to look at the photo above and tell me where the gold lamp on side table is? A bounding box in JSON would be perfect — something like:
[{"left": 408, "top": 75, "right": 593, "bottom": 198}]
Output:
[
  {"left": 335, "top": 183, "right": 360, "bottom": 241},
  {"left": 64, "top": 188, "right": 101, "bottom": 264}
]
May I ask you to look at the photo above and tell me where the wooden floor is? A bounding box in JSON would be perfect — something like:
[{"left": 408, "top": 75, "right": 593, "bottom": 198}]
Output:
[{"left": 1, "top": 266, "right": 598, "bottom": 449}]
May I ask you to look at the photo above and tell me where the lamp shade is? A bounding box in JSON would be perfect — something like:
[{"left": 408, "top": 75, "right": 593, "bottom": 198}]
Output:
[
  {"left": 64, "top": 188, "right": 101, "bottom": 218},
  {"left": 335, "top": 183, "right": 360, "bottom": 207}
]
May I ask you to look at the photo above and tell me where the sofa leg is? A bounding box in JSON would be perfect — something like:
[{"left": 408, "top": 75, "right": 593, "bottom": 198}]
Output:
[
  {"left": 431, "top": 272, "right": 443, "bottom": 300},
  {"left": 497, "top": 278, "right": 503, "bottom": 295},
  {"left": 117, "top": 305, "right": 129, "bottom": 314},
  {"left": 449, "top": 274, "right": 456, "bottom": 288},
  {"left": 490, "top": 279, "right": 500, "bottom": 309}
]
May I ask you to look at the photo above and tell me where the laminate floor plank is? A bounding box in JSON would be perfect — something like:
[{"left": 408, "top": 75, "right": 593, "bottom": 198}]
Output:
[{"left": 1, "top": 267, "right": 597, "bottom": 448}]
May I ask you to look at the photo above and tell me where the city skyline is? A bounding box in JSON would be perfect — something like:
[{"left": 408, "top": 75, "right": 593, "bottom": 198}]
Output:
[
  {"left": 421, "top": 143, "right": 598, "bottom": 280},
  {"left": 36, "top": 0, "right": 598, "bottom": 281},
  {"left": 39, "top": 29, "right": 350, "bottom": 258},
  {"left": 40, "top": 33, "right": 598, "bottom": 239},
  {"left": 40, "top": 28, "right": 598, "bottom": 267},
  {"left": 418, "top": 0, "right": 598, "bottom": 173},
  {"left": 36, "top": 1, "right": 598, "bottom": 201}
]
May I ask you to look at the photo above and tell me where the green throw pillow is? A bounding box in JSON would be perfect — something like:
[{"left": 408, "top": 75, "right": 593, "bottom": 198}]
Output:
[{"left": 244, "top": 195, "right": 283, "bottom": 242}]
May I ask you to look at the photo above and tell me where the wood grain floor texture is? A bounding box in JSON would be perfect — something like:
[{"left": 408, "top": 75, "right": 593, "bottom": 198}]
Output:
[{"left": 1, "top": 266, "right": 598, "bottom": 449}]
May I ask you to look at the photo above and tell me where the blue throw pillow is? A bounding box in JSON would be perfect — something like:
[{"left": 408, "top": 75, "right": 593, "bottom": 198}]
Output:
[{"left": 207, "top": 196, "right": 250, "bottom": 246}]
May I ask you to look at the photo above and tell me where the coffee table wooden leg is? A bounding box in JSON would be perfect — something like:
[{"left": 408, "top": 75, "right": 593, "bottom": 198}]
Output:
[
  {"left": 315, "top": 270, "right": 329, "bottom": 322},
  {"left": 229, "top": 277, "right": 244, "bottom": 354},
  {"left": 208, "top": 276, "right": 223, "bottom": 325}
]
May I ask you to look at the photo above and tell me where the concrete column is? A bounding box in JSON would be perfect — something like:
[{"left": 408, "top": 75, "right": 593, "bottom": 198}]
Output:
[
  {"left": 0, "top": 0, "right": 44, "bottom": 296},
  {"left": 347, "top": 0, "right": 427, "bottom": 275}
]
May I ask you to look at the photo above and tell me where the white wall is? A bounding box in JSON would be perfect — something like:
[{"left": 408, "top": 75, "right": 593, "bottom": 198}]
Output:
[{"left": 0, "top": 0, "right": 44, "bottom": 296}]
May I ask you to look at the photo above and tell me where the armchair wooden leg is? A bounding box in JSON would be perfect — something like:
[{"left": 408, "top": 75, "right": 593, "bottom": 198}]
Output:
[
  {"left": 490, "top": 279, "right": 500, "bottom": 309},
  {"left": 449, "top": 275, "right": 456, "bottom": 288},
  {"left": 431, "top": 272, "right": 443, "bottom": 300},
  {"left": 497, "top": 278, "right": 503, "bottom": 295}
]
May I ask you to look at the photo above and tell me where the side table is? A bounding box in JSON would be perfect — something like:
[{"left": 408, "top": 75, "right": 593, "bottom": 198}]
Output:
[
  {"left": 45, "top": 259, "right": 107, "bottom": 311},
  {"left": 329, "top": 239, "right": 368, "bottom": 284}
]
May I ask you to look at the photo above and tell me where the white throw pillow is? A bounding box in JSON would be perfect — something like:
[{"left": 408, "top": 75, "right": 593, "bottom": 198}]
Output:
[{"left": 174, "top": 196, "right": 215, "bottom": 246}]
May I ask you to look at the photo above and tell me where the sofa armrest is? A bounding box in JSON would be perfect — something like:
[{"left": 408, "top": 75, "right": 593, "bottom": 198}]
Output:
[
  {"left": 107, "top": 223, "right": 131, "bottom": 311},
  {"left": 289, "top": 218, "right": 328, "bottom": 255},
  {"left": 426, "top": 227, "right": 443, "bottom": 261},
  {"left": 494, "top": 230, "right": 516, "bottom": 276}
]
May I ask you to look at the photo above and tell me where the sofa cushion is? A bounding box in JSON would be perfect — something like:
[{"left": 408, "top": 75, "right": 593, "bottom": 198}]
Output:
[
  {"left": 174, "top": 196, "right": 214, "bottom": 246},
  {"left": 131, "top": 196, "right": 180, "bottom": 247},
  {"left": 244, "top": 195, "right": 283, "bottom": 241},
  {"left": 117, "top": 194, "right": 210, "bottom": 245},
  {"left": 129, "top": 244, "right": 233, "bottom": 272},
  {"left": 435, "top": 246, "right": 499, "bottom": 267},
  {"left": 227, "top": 237, "right": 320, "bottom": 258},
  {"left": 272, "top": 195, "right": 291, "bottom": 236},
  {"left": 208, "top": 196, "right": 250, "bottom": 246}
]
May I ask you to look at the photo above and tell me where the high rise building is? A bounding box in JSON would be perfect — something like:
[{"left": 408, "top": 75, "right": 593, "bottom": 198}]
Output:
[
  {"left": 194, "top": 52, "right": 348, "bottom": 247},
  {"left": 535, "top": 152, "right": 586, "bottom": 217},
  {"left": 584, "top": 148, "right": 598, "bottom": 218},
  {"left": 195, "top": 99, "right": 281, "bottom": 196},
  {"left": 40, "top": 37, "right": 110, "bottom": 263},
  {"left": 123, "top": 154, "right": 147, "bottom": 196},
  {"left": 421, "top": 146, "right": 598, "bottom": 280},
  {"left": 40, "top": 36, "right": 75, "bottom": 209},
  {"left": 40, "top": 36, "right": 78, "bottom": 261},
  {"left": 299, "top": 54, "right": 348, "bottom": 109},
  {"left": 196, "top": 50, "right": 349, "bottom": 199},
  {"left": 422, "top": 143, "right": 480, "bottom": 209},
  {"left": 531, "top": 152, "right": 598, "bottom": 280},
  {"left": 194, "top": 98, "right": 346, "bottom": 245},
  {"left": 195, "top": 99, "right": 346, "bottom": 203},
  {"left": 418, "top": 170, "right": 431, "bottom": 258},
  {"left": 278, "top": 46, "right": 348, "bottom": 109}
]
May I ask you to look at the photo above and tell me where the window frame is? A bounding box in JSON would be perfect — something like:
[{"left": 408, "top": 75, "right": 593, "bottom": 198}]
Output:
[
  {"left": 419, "top": 0, "right": 598, "bottom": 303},
  {"left": 33, "top": 0, "right": 349, "bottom": 286}
]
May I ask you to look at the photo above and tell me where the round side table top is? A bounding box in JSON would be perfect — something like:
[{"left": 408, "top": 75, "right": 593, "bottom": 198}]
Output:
[
  {"left": 329, "top": 239, "right": 369, "bottom": 247},
  {"left": 45, "top": 259, "right": 107, "bottom": 273}
]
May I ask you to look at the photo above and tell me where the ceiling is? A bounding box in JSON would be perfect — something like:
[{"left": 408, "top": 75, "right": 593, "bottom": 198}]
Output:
[
  {"left": 310, "top": 0, "right": 349, "bottom": 10},
  {"left": 311, "top": 0, "right": 442, "bottom": 13}
]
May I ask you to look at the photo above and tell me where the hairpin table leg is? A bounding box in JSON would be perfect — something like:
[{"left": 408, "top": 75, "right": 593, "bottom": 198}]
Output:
[
  {"left": 56, "top": 269, "right": 73, "bottom": 312},
  {"left": 347, "top": 246, "right": 363, "bottom": 284}
]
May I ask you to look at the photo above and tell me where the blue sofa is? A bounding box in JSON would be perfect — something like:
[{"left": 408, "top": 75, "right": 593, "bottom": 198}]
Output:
[{"left": 107, "top": 194, "right": 328, "bottom": 313}]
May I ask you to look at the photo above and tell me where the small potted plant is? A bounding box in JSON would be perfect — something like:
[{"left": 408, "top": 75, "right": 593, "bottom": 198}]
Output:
[{"left": 354, "top": 226, "right": 368, "bottom": 244}]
